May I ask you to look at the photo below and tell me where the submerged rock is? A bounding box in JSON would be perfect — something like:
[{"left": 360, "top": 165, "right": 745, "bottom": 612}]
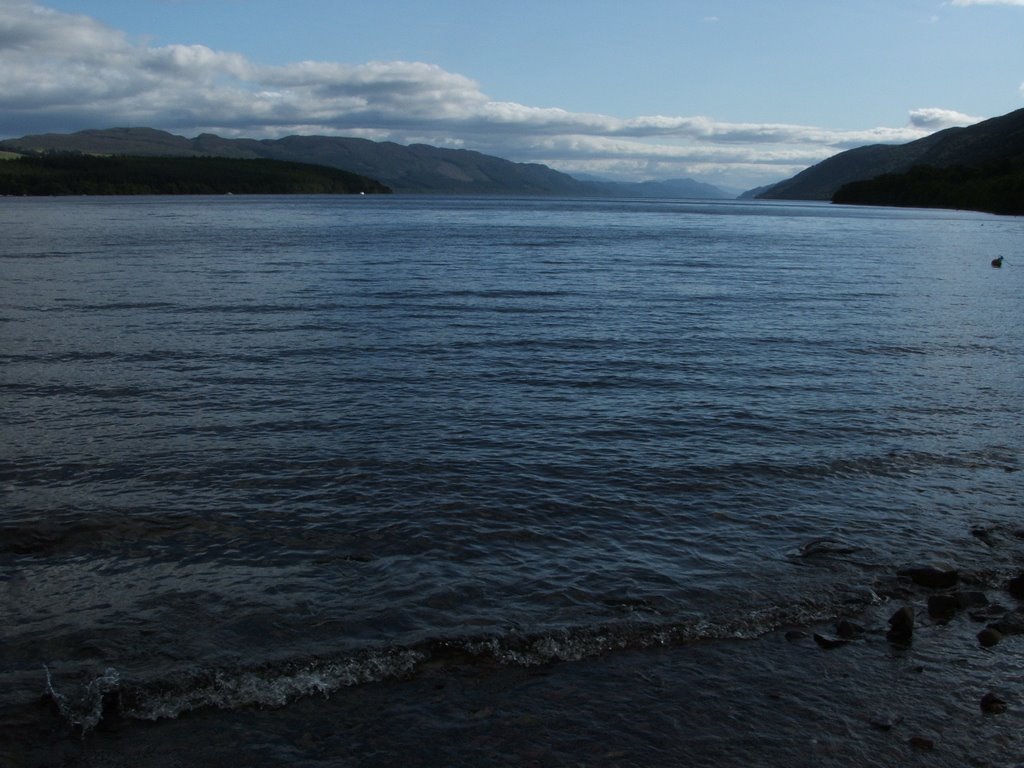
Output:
[
  {"left": 868, "top": 712, "right": 904, "bottom": 731},
  {"left": 897, "top": 565, "right": 959, "bottom": 589},
  {"left": 980, "top": 692, "right": 1007, "bottom": 715},
  {"left": 836, "top": 619, "right": 864, "bottom": 639},
  {"left": 1007, "top": 574, "right": 1024, "bottom": 600},
  {"left": 886, "top": 606, "right": 914, "bottom": 646},
  {"left": 969, "top": 603, "right": 1010, "bottom": 623},
  {"left": 977, "top": 627, "right": 1003, "bottom": 648},
  {"left": 926, "top": 591, "right": 987, "bottom": 622},
  {"left": 813, "top": 633, "right": 849, "bottom": 650},
  {"left": 991, "top": 610, "right": 1024, "bottom": 636},
  {"left": 909, "top": 735, "right": 935, "bottom": 752},
  {"left": 927, "top": 594, "right": 961, "bottom": 622}
]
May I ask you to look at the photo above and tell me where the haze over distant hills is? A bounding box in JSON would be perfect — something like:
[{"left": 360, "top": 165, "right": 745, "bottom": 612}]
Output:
[
  {"left": 754, "top": 106, "right": 1024, "bottom": 210},
  {"left": 0, "top": 128, "right": 733, "bottom": 199}
]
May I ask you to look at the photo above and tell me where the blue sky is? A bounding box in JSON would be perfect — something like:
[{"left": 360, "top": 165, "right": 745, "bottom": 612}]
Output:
[{"left": 3, "top": 0, "right": 1023, "bottom": 189}]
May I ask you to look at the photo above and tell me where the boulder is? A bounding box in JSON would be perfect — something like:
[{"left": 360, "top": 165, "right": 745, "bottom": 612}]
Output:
[{"left": 897, "top": 566, "right": 959, "bottom": 589}]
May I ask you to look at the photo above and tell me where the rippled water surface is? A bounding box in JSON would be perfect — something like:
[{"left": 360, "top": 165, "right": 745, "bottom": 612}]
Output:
[{"left": 2, "top": 195, "right": 1022, "bottom": 766}]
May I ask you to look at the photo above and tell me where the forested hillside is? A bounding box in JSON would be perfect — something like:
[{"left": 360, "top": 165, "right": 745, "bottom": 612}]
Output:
[{"left": 0, "top": 154, "right": 391, "bottom": 195}]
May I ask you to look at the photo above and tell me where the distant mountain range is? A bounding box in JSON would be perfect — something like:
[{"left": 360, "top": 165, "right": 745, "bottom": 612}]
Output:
[
  {"left": 753, "top": 107, "right": 1024, "bottom": 212},
  {"left": 0, "top": 127, "right": 733, "bottom": 199}
]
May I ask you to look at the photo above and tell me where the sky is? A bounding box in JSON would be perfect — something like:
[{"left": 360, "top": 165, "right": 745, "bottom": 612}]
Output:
[{"left": 2, "top": 0, "right": 1023, "bottom": 190}]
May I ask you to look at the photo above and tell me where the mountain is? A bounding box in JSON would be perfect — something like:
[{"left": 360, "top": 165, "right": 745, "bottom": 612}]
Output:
[
  {"left": 585, "top": 177, "right": 733, "bottom": 199},
  {"left": 0, "top": 128, "right": 592, "bottom": 196},
  {"left": 0, "top": 127, "right": 733, "bottom": 198},
  {"left": 753, "top": 107, "right": 1024, "bottom": 202},
  {"left": 0, "top": 154, "right": 391, "bottom": 196}
]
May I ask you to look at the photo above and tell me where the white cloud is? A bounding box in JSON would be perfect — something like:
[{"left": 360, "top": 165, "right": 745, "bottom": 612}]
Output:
[
  {"left": 907, "top": 107, "right": 984, "bottom": 130},
  {"left": 951, "top": 0, "right": 1024, "bottom": 6},
  {"left": 0, "top": 1, "right": 991, "bottom": 188}
]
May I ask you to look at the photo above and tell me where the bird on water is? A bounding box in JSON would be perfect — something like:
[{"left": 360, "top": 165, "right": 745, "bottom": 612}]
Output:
[{"left": 991, "top": 256, "right": 1004, "bottom": 268}]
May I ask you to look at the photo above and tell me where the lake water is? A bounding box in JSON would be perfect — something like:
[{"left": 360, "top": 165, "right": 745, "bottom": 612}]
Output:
[{"left": 1, "top": 195, "right": 1022, "bottom": 767}]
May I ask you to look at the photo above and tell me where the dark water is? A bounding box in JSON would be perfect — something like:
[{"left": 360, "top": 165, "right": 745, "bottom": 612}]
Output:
[{"left": 2, "top": 195, "right": 1022, "bottom": 766}]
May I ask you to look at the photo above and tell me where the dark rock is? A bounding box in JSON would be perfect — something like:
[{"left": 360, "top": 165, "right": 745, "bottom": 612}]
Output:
[
  {"left": 991, "top": 610, "right": 1024, "bottom": 636},
  {"left": 970, "top": 527, "right": 999, "bottom": 546},
  {"left": 956, "top": 591, "right": 988, "bottom": 608},
  {"left": 909, "top": 736, "right": 935, "bottom": 752},
  {"left": 813, "top": 633, "right": 849, "bottom": 650},
  {"left": 978, "top": 627, "right": 1003, "bottom": 648},
  {"left": 869, "top": 712, "right": 904, "bottom": 731},
  {"left": 1007, "top": 574, "right": 1024, "bottom": 600},
  {"left": 887, "top": 606, "right": 914, "bottom": 645},
  {"left": 898, "top": 565, "right": 959, "bottom": 589},
  {"left": 980, "top": 692, "right": 1007, "bottom": 715},
  {"left": 969, "top": 603, "right": 1009, "bottom": 623},
  {"left": 784, "top": 630, "right": 807, "bottom": 642},
  {"left": 836, "top": 619, "right": 864, "bottom": 639},
  {"left": 927, "top": 594, "right": 961, "bottom": 621}
]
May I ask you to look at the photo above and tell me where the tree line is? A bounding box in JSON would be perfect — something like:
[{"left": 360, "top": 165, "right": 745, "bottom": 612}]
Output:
[
  {"left": 833, "top": 163, "right": 1024, "bottom": 216},
  {"left": 0, "top": 153, "right": 392, "bottom": 196}
]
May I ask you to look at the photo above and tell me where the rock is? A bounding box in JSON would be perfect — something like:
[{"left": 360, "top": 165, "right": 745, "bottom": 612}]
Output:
[
  {"left": 991, "top": 610, "right": 1024, "bottom": 636},
  {"left": 970, "top": 526, "right": 999, "bottom": 547},
  {"left": 980, "top": 692, "right": 1007, "bottom": 715},
  {"left": 956, "top": 591, "right": 988, "bottom": 608},
  {"left": 1007, "top": 574, "right": 1024, "bottom": 600},
  {"left": 909, "top": 735, "right": 935, "bottom": 752},
  {"left": 887, "top": 606, "right": 914, "bottom": 645},
  {"left": 969, "top": 603, "right": 1009, "bottom": 623},
  {"left": 813, "top": 633, "right": 849, "bottom": 650},
  {"left": 927, "top": 594, "right": 961, "bottom": 622},
  {"left": 978, "top": 627, "right": 1003, "bottom": 648},
  {"left": 836, "top": 619, "right": 864, "bottom": 639},
  {"left": 784, "top": 630, "right": 807, "bottom": 642},
  {"left": 869, "top": 712, "right": 904, "bottom": 731},
  {"left": 898, "top": 565, "right": 959, "bottom": 589}
]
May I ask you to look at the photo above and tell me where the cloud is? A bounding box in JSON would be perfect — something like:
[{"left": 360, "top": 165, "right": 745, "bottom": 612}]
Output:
[
  {"left": 0, "top": 1, "right": 989, "bottom": 187},
  {"left": 907, "top": 107, "right": 985, "bottom": 130}
]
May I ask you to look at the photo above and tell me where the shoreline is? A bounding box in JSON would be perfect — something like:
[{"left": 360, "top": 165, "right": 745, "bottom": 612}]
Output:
[{"left": 12, "top": 552, "right": 1024, "bottom": 768}]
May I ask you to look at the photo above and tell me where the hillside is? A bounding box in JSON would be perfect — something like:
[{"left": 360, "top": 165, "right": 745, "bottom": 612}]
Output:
[
  {"left": 0, "top": 154, "right": 391, "bottom": 196},
  {"left": 832, "top": 163, "right": 1024, "bottom": 215},
  {"left": 755, "top": 107, "right": 1024, "bottom": 202},
  {"left": 0, "top": 128, "right": 732, "bottom": 198},
  {"left": 0, "top": 128, "right": 592, "bottom": 196}
]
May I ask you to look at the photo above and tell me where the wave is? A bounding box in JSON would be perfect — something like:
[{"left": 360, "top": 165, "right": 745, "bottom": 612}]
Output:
[{"left": 42, "top": 596, "right": 852, "bottom": 734}]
